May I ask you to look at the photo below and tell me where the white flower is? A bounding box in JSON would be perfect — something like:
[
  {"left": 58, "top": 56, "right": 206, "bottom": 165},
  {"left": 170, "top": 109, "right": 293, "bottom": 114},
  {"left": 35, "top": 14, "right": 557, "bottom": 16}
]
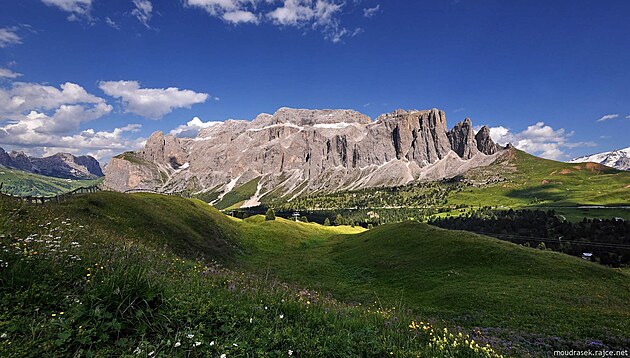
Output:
[
  {"left": 265, "top": 306, "right": 268, "bottom": 310},
  {"left": 221, "top": 354, "right": 227, "bottom": 358},
  {"left": 187, "top": 333, "right": 194, "bottom": 339},
  {"left": 249, "top": 318, "right": 253, "bottom": 323},
  {"left": 133, "top": 347, "right": 141, "bottom": 354},
  {"left": 233, "top": 343, "right": 238, "bottom": 347},
  {"left": 148, "top": 351, "right": 154, "bottom": 356},
  {"left": 174, "top": 341, "right": 181, "bottom": 348},
  {"left": 1, "top": 333, "right": 7, "bottom": 338},
  {"left": 210, "top": 341, "right": 215, "bottom": 346},
  {"left": 279, "top": 314, "right": 284, "bottom": 319},
  {"left": 194, "top": 341, "right": 202, "bottom": 347},
  {"left": 288, "top": 350, "right": 293, "bottom": 356}
]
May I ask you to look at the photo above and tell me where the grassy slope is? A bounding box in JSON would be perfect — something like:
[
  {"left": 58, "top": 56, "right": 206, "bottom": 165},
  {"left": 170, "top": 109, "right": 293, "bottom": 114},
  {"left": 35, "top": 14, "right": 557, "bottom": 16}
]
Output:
[
  {"left": 214, "top": 177, "right": 261, "bottom": 210},
  {"left": 3, "top": 193, "right": 630, "bottom": 354},
  {"left": 236, "top": 217, "right": 630, "bottom": 353},
  {"left": 450, "top": 149, "right": 630, "bottom": 208},
  {"left": 0, "top": 166, "right": 101, "bottom": 197},
  {"left": 0, "top": 193, "right": 499, "bottom": 357},
  {"left": 2, "top": 192, "right": 240, "bottom": 261}
]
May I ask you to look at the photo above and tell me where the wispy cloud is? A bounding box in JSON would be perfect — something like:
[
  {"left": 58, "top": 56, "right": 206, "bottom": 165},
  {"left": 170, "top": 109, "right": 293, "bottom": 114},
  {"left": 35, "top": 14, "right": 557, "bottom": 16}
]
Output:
[
  {"left": 132, "top": 0, "right": 153, "bottom": 28},
  {"left": 363, "top": 4, "right": 380, "bottom": 18},
  {"left": 0, "top": 68, "right": 23, "bottom": 79},
  {"left": 105, "top": 17, "right": 120, "bottom": 30},
  {"left": 596, "top": 114, "right": 619, "bottom": 122},
  {"left": 41, "top": 0, "right": 93, "bottom": 21},
  {"left": 626, "top": 115, "right": 630, "bottom": 120},
  {"left": 0, "top": 27, "right": 22, "bottom": 48},
  {"left": 184, "top": 0, "right": 367, "bottom": 43}
]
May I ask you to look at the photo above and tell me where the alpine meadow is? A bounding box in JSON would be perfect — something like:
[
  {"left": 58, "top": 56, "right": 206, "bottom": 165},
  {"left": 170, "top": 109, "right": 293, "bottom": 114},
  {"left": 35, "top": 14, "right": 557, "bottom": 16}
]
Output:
[{"left": 1, "top": 1, "right": 630, "bottom": 357}]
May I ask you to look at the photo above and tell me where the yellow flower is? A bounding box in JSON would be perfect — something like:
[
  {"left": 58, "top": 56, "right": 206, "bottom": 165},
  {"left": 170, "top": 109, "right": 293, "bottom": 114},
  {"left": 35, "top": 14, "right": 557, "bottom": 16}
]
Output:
[
  {"left": 51, "top": 313, "right": 56, "bottom": 317},
  {"left": 60, "top": 312, "right": 64, "bottom": 315}
]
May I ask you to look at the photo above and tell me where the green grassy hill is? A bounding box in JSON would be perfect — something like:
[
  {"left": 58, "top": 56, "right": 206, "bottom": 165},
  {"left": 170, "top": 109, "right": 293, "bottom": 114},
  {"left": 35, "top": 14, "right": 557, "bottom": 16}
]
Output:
[
  {"left": 0, "top": 166, "right": 102, "bottom": 197},
  {"left": 2, "top": 192, "right": 629, "bottom": 356},
  {"left": 0, "top": 193, "right": 500, "bottom": 357},
  {"left": 237, "top": 218, "right": 630, "bottom": 354},
  {"left": 280, "top": 148, "right": 630, "bottom": 222},
  {"left": 449, "top": 149, "right": 630, "bottom": 208}
]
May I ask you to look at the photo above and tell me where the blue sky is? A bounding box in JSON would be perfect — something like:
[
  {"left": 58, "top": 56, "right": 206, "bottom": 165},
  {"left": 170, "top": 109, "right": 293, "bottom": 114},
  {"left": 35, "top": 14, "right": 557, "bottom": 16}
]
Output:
[{"left": 0, "top": 0, "right": 629, "bottom": 162}]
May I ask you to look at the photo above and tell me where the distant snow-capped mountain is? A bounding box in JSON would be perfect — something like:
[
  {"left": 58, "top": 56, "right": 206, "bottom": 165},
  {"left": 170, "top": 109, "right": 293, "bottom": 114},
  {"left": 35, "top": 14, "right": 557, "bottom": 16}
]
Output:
[{"left": 569, "top": 147, "right": 630, "bottom": 171}]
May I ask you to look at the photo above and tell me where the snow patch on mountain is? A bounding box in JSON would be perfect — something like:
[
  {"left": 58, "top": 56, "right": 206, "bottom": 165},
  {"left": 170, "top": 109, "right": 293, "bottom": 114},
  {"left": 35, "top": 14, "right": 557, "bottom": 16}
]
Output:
[{"left": 569, "top": 147, "right": 630, "bottom": 171}]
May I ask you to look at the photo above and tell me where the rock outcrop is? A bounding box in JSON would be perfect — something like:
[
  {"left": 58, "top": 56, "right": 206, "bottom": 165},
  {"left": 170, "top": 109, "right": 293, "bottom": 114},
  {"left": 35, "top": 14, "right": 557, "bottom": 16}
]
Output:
[
  {"left": 104, "top": 107, "right": 505, "bottom": 203},
  {"left": 0, "top": 147, "right": 104, "bottom": 180},
  {"left": 448, "top": 118, "right": 479, "bottom": 160},
  {"left": 475, "top": 126, "right": 501, "bottom": 155}
]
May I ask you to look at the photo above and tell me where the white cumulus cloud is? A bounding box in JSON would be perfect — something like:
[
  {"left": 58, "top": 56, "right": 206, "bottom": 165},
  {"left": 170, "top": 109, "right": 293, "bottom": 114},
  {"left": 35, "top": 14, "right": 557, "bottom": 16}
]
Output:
[
  {"left": 486, "top": 122, "right": 596, "bottom": 160},
  {"left": 0, "top": 80, "right": 143, "bottom": 162},
  {"left": 223, "top": 10, "right": 259, "bottom": 24},
  {"left": 170, "top": 116, "right": 222, "bottom": 137},
  {"left": 99, "top": 80, "right": 209, "bottom": 119}
]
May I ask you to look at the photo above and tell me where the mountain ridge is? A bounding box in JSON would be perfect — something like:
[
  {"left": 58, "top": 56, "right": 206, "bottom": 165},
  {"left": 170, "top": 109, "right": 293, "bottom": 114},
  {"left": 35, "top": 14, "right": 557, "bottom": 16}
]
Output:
[
  {"left": 0, "top": 147, "right": 104, "bottom": 180},
  {"left": 569, "top": 147, "right": 630, "bottom": 171},
  {"left": 103, "top": 107, "right": 505, "bottom": 205}
]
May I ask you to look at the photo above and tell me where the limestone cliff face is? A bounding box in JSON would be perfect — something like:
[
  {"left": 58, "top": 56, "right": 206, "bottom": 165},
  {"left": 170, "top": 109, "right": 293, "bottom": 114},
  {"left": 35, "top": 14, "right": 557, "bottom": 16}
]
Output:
[
  {"left": 475, "top": 126, "right": 501, "bottom": 155},
  {"left": 448, "top": 118, "right": 479, "bottom": 160},
  {"left": 103, "top": 107, "right": 504, "bottom": 203}
]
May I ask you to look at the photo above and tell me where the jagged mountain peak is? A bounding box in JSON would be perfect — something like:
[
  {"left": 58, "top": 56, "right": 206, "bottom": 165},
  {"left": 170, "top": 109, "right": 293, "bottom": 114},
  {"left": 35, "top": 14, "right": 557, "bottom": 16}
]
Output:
[{"left": 104, "top": 107, "right": 505, "bottom": 205}]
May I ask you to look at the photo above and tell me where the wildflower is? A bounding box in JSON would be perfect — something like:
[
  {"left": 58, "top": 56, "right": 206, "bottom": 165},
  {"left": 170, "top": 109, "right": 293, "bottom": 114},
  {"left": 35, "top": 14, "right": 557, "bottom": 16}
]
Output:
[
  {"left": 174, "top": 342, "right": 181, "bottom": 348},
  {"left": 279, "top": 314, "right": 284, "bottom": 319},
  {"left": 148, "top": 351, "right": 154, "bottom": 356},
  {"left": 210, "top": 341, "right": 215, "bottom": 346},
  {"left": 288, "top": 350, "right": 293, "bottom": 356},
  {"left": 1, "top": 333, "right": 7, "bottom": 338},
  {"left": 187, "top": 334, "right": 194, "bottom": 339},
  {"left": 51, "top": 313, "right": 57, "bottom": 317},
  {"left": 60, "top": 312, "right": 64, "bottom": 315},
  {"left": 233, "top": 343, "right": 238, "bottom": 347},
  {"left": 249, "top": 318, "right": 253, "bottom": 323},
  {"left": 194, "top": 341, "right": 202, "bottom": 347},
  {"left": 133, "top": 347, "right": 141, "bottom": 354},
  {"left": 221, "top": 354, "right": 227, "bottom": 358}
]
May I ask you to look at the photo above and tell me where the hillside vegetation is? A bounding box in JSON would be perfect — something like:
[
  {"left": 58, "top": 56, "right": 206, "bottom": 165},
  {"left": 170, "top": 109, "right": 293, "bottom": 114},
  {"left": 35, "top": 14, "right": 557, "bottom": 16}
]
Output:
[
  {"left": 274, "top": 148, "right": 630, "bottom": 223},
  {"left": 0, "top": 193, "right": 502, "bottom": 357},
  {"left": 0, "top": 166, "right": 102, "bottom": 197},
  {"left": 1, "top": 193, "right": 629, "bottom": 356}
]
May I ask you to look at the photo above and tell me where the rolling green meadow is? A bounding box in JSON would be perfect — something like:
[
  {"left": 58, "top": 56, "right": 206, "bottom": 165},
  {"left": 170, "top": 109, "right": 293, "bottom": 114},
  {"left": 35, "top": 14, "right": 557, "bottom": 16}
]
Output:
[{"left": 1, "top": 192, "right": 629, "bottom": 356}]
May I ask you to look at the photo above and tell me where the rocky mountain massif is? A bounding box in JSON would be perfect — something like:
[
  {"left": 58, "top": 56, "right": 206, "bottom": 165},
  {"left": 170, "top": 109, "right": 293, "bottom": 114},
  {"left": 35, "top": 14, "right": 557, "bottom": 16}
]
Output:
[
  {"left": 104, "top": 108, "right": 505, "bottom": 206},
  {"left": 0, "top": 147, "right": 104, "bottom": 180},
  {"left": 570, "top": 147, "right": 630, "bottom": 171}
]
